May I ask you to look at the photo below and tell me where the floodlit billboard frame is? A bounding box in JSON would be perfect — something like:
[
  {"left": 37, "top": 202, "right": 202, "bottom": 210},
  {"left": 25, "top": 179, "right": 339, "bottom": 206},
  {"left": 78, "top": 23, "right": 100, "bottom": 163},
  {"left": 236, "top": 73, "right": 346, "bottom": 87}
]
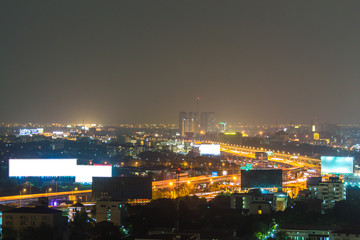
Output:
[
  {"left": 199, "top": 144, "right": 221, "bottom": 156},
  {"left": 320, "top": 156, "right": 354, "bottom": 174}
]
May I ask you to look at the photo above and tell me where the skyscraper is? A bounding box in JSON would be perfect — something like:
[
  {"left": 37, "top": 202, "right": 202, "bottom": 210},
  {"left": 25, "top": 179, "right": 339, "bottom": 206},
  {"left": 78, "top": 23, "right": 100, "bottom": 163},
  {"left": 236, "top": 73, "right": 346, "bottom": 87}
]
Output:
[
  {"left": 200, "top": 112, "right": 216, "bottom": 133},
  {"left": 179, "top": 112, "right": 187, "bottom": 136},
  {"left": 178, "top": 111, "right": 198, "bottom": 136},
  {"left": 187, "top": 112, "right": 197, "bottom": 133}
]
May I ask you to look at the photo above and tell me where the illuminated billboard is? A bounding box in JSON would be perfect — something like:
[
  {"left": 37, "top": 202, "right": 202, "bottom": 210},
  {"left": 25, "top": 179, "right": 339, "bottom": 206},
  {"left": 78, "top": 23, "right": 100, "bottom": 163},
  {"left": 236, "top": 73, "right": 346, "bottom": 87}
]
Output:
[
  {"left": 9, "top": 159, "right": 112, "bottom": 183},
  {"left": 199, "top": 144, "right": 220, "bottom": 156},
  {"left": 19, "top": 128, "right": 44, "bottom": 136},
  {"left": 321, "top": 156, "right": 354, "bottom": 174}
]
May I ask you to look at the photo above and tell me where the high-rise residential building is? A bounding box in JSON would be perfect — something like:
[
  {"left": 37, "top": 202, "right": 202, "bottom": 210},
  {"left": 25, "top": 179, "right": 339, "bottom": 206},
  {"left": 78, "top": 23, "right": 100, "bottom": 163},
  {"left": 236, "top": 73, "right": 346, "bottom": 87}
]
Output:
[
  {"left": 179, "top": 112, "right": 198, "bottom": 136},
  {"left": 200, "top": 112, "right": 216, "bottom": 133},
  {"left": 179, "top": 112, "right": 187, "bottom": 136},
  {"left": 187, "top": 112, "right": 197, "bottom": 133}
]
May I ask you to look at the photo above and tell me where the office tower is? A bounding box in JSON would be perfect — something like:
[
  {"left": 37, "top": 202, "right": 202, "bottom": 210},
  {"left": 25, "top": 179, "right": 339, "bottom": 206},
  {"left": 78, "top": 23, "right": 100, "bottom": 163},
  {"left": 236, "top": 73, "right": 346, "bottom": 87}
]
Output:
[{"left": 200, "top": 112, "right": 216, "bottom": 133}]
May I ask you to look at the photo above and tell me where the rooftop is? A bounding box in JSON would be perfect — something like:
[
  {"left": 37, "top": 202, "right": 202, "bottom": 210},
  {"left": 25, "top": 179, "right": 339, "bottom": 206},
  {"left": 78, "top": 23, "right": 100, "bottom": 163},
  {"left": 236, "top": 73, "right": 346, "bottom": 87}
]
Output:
[{"left": 3, "top": 206, "right": 62, "bottom": 214}]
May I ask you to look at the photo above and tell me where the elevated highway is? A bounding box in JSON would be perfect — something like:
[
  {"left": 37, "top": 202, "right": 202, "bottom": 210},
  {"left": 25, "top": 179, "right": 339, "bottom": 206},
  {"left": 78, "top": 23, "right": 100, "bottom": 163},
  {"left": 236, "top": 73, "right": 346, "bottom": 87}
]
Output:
[
  {"left": 148, "top": 138, "right": 321, "bottom": 170},
  {"left": 206, "top": 141, "right": 321, "bottom": 170}
]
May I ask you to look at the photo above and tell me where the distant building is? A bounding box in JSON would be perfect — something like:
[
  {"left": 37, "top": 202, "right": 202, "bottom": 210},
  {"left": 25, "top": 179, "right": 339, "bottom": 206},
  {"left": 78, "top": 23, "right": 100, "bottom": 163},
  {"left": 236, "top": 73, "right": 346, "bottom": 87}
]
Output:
[
  {"left": 179, "top": 112, "right": 187, "bottom": 136},
  {"left": 219, "top": 122, "right": 227, "bottom": 133},
  {"left": 308, "top": 177, "right": 345, "bottom": 211},
  {"left": 179, "top": 112, "right": 197, "bottom": 137},
  {"left": 92, "top": 177, "right": 152, "bottom": 202},
  {"left": 220, "top": 132, "right": 243, "bottom": 145},
  {"left": 200, "top": 112, "right": 216, "bottom": 133}
]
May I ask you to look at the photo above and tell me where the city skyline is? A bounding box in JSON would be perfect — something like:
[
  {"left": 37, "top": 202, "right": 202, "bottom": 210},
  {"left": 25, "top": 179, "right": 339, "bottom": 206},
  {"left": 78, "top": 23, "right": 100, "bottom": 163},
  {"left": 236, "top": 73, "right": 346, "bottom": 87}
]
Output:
[{"left": 2, "top": 1, "right": 360, "bottom": 124}]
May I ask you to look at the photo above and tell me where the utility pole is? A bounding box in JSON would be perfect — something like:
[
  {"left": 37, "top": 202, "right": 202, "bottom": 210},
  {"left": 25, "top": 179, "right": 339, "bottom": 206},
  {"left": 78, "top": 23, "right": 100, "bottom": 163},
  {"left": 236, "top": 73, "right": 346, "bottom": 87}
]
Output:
[{"left": 175, "top": 167, "right": 181, "bottom": 232}]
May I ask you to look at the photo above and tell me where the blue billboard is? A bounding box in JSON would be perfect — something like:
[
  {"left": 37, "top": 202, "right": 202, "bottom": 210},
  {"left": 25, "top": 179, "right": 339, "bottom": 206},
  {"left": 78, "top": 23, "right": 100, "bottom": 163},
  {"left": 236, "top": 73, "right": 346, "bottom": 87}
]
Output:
[{"left": 321, "top": 156, "right": 354, "bottom": 174}]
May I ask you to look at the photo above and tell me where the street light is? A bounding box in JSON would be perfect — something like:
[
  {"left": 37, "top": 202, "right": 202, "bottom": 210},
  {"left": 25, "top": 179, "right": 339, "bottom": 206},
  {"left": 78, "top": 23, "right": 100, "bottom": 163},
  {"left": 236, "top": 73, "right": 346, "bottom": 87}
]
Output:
[
  {"left": 19, "top": 188, "right": 26, "bottom": 207},
  {"left": 46, "top": 188, "right": 52, "bottom": 196}
]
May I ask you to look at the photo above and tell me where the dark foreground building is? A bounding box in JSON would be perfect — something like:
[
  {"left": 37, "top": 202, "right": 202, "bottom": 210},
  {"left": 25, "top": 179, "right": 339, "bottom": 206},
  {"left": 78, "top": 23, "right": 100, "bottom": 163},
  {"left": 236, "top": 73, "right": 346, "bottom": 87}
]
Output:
[{"left": 2, "top": 207, "right": 65, "bottom": 240}]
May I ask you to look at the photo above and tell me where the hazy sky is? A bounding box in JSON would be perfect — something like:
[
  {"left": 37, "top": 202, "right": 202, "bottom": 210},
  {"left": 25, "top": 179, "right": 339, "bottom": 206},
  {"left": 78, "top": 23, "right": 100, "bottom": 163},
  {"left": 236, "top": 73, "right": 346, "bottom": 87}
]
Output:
[{"left": 1, "top": 1, "right": 360, "bottom": 124}]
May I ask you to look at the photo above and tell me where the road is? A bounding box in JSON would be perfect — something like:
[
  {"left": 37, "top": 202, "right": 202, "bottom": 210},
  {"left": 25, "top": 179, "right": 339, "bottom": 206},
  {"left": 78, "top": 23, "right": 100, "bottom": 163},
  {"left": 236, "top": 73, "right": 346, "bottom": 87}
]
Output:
[{"left": 0, "top": 190, "right": 91, "bottom": 202}]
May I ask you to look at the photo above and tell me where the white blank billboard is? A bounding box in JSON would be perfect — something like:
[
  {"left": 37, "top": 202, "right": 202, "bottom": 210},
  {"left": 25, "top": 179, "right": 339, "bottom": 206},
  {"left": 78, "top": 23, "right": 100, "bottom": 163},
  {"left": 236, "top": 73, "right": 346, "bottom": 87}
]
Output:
[
  {"left": 199, "top": 144, "right": 221, "bottom": 156},
  {"left": 75, "top": 165, "right": 112, "bottom": 182},
  {"left": 9, "top": 159, "right": 111, "bottom": 183}
]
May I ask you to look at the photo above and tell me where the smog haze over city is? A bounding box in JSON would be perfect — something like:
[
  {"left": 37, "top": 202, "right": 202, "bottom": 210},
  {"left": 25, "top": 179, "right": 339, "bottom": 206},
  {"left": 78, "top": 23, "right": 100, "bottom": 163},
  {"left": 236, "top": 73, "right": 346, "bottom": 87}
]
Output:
[
  {"left": 1, "top": 1, "right": 360, "bottom": 124},
  {"left": 5, "top": 2, "right": 360, "bottom": 240}
]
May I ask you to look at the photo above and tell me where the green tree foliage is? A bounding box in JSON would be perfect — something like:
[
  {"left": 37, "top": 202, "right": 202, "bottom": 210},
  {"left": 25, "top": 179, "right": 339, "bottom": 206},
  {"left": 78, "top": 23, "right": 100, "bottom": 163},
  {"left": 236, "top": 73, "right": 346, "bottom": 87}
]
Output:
[
  {"left": 93, "top": 221, "right": 126, "bottom": 240},
  {"left": 209, "top": 193, "right": 231, "bottom": 209},
  {"left": 69, "top": 208, "right": 94, "bottom": 240}
]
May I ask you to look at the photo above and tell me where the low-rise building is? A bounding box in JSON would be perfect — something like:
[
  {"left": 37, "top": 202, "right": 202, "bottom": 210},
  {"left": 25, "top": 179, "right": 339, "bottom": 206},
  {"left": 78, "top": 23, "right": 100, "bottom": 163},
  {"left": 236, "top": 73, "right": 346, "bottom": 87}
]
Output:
[
  {"left": 280, "top": 225, "right": 336, "bottom": 240},
  {"left": 230, "top": 189, "right": 287, "bottom": 215},
  {"left": 68, "top": 202, "right": 85, "bottom": 222},
  {"left": 331, "top": 229, "right": 360, "bottom": 240},
  {"left": 309, "top": 177, "right": 345, "bottom": 211},
  {"left": 0, "top": 205, "right": 14, "bottom": 237},
  {"left": 2, "top": 206, "right": 65, "bottom": 240},
  {"left": 95, "top": 201, "right": 126, "bottom": 226}
]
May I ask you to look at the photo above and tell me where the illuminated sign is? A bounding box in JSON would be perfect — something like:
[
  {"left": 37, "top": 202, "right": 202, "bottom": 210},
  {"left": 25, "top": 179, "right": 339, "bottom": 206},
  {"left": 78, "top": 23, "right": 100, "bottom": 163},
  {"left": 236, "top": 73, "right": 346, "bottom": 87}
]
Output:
[
  {"left": 212, "top": 172, "right": 218, "bottom": 177},
  {"left": 53, "top": 131, "right": 64, "bottom": 135},
  {"left": 19, "top": 128, "right": 44, "bottom": 136},
  {"left": 224, "top": 132, "right": 236, "bottom": 135},
  {"left": 313, "top": 133, "right": 320, "bottom": 140},
  {"left": 199, "top": 144, "right": 220, "bottom": 156},
  {"left": 240, "top": 163, "right": 253, "bottom": 170},
  {"left": 321, "top": 156, "right": 354, "bottom": 174},
  {"left": 266, "top": 151, "right": 273, "bottom": 156},
  {"left": 9, "top": 159, "right": 112, "bottom": 183},
  {"left": 312, "top": 125, "right": 316, "bottom": 132}
]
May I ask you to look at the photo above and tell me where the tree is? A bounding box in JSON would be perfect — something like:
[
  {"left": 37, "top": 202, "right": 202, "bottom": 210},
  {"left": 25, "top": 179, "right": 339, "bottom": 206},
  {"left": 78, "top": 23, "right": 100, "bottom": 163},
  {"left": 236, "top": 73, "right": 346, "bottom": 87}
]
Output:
[
  {"left": 69, "top": 208, "right": 94, "bottom": 240},
  {"left": 93, "top": 221, "right": 127, "bottom": 240}
]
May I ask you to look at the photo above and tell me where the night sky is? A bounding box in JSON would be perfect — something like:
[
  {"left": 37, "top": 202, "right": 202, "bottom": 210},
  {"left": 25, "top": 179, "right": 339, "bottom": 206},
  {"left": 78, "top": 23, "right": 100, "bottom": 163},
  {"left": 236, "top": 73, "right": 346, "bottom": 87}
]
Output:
[{"left": 1, "top": 1, "right": 360, "bottom": 124}]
